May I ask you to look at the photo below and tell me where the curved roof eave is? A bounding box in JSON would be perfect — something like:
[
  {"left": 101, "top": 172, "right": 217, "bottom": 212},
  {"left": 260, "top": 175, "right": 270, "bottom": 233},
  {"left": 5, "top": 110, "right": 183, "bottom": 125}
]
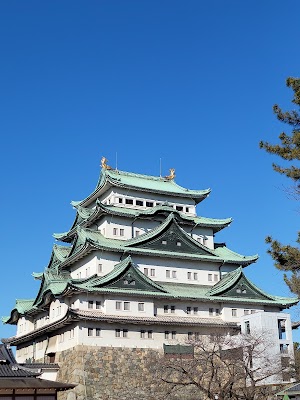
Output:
[{"left": 71, "top": 168, "right": 211, "bottom": 207}]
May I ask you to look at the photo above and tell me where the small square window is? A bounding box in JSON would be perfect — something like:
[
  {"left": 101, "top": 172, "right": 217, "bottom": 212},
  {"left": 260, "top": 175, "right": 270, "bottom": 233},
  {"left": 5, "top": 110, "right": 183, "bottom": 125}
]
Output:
[
  {"left": 144, "top": 268, "right": 149, "bottom": 276},
  {"left": 116, "top": 301, "right": 122, "bottom": 310},
  {"left": 123, "top": 329, "right": 128, "bottom": 338},
  {"left": 209, "top": 308, "right": 214, "bottom": 316},
  {"left": 125, "top": 198, "right": 133, "bottom": 205},
  {"left": 187, "top": 272, "right": 192, "bottom": 280},
  {"left": 146, "top": 201, "right": 154, "bottom": 207},
  {"left": 120, "top": 229, "right": 124, "bottom": 236},
  {"left": 172, "top": 270, "right": 177, "bottom": 278},
  {"left": 208, "top": 274, "right": 213, "bottom": 282},
  {"left": 148, "top": 330, "right": 153, "bottom": 339},
  {"left": 96, "top": 301, "right": 101, "bottom": 309},
  {"left": 185, "top": 207, "right": 190, "bottom": 213},
  {"left": 187, "top": 306, "right": 191, "bottom": 314},
  {"left": 150, "top": 268, "right": 155, "bottom": 277},
  {"left": 176, "top": 206, "right": 183, "bottom": 211},
  {"left": 172, "top": 331, "right": 176, "bottom": 339},
  {"left": 176, "top": 241, "right": 181, "bottom": 246},
  {"left": 244, "top": 310, "right": 250, "bottom": 315},
  {"left": 136, "top": 230, "right": 140, "bottom": 236},
  {"left": 232, "top": 309, "right": 237, "bottom": 317},
  {"left": 138, "top": 303, "right": 145, "bottom": 312},
  {"left": 113, "top": 228, "right": 118, "bottom": 235},
  {"left": 215, "top": 308, "right": 220, "bottom": 316},
  {"left": 123, "top": 302, "right": 130, "bottom": 311},
  {"left": 140, "top": 330, "right": 145, "bottom": 338},
  {"left": 88, "top": 301, "right": 93, "bottom": 309},
  {"left": 115, "top": 329, "right": 121, "bottom": 337},
  {"left": 166, "top": 270, "right": 171, "bottom": 278},
  {"left": 136, "top": 200, "right": 143, "bottom": 206},
  {"left": 96, "top": 328, "right": 101, "bottom": 337},
  {"left": 193, "top": 307, "right": 198, "bottom": 315},
  {"left": 162, "top": 240, "right": 167, "bottom": 245},
  {"left": 171, "top": 305, "right": 175, "bottom": 313},
  {"left": 165, "top": 331, "right": 170, "bottom": 339},
  {"left": 164, "top": 305, "right": 169, "bottom": 313},
  {"left": 251, "top": 310, "right": 256, "bottom": 314},
  {"left": 118, "top": 198, "right": 123, "bottom": 203},
  {"left": 88, "top": 328, "right": 93, "bottom": 336}
]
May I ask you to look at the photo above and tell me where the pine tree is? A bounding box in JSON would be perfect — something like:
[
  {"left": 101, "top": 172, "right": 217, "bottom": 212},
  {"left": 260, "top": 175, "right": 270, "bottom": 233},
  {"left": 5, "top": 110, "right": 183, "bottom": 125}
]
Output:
[{"left": 260, "top": 77, "right": 300, "bottom": 296}]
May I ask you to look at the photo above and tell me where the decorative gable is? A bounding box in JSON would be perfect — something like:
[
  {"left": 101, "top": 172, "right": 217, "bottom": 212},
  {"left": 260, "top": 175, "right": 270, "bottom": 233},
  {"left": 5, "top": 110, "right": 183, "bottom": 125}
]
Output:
[{"left": 131, "top": 220, "right": 215, "bottom": 256}]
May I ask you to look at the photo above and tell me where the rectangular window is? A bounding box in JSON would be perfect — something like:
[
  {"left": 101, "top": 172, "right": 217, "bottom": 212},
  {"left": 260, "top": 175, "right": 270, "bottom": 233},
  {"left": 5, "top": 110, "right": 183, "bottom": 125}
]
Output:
[
  {"left": 123, "top": 302, "right": 130, "bottom": 311},
  {"left": 188, "top": 332, "right": 193, "bottom": 340},
  {"left": 138, "top": 303, "right": 145, "bottom": 312},
  {"left": 208, "top": 274, "right": 213, "bottom": 282},
  {"left": 123, "top": 329, "right": 128, "bottom": 338},
  {"left": 195, "top": 332, "right": 199, "bottom": 340},
  {"left": 164, "top": 305, "right": 169, "bottom": 313},
  {"left": 176, "top": 206, "right": 183, "bottom": 211},
  {"left": 232, "top": 309, "right": 237, "bottom": 317},
  {"left": 187, "top": 306, "right": 191, "bottom": 314},
  {"left": 176, "top": 241, "right": 182, "bottom": 246},
  {"left": 118, "top": 197, "right": 123, "bottom": 203},
  {"left": 162, "top": 240, "right": 167, "bottom": 245},
  {"left": 172, "top": 331, "right": 176, "bottom": 339},
  {"left": 113, "top": 228, "right": 118, "bottom": 235},
  {"left": 150, "top": 268, "right": 155, "bottom": 277},
  {"left": 98, "top": 263, "right": 103, "bottom": 273},
  {"left": 214, "top": 274, "right": 219, "bottom": 282},
  {"left": 136, "top": 230, "right": 140, "bottom": 236},
  {"left": 116, "top": 301, "right": 122, "bottom": 310},
  {"left": 187, "top": 272, "right": 192, "bottom": 280},
  {"left": 251, "top": 310, "right": 256, "bottom": 314},
  {"left": 146, "top": 201, "right": 154, "bottom": 207},
  {"left": 165, "top": 331, "right": 170, "bottom": 339},
  {"left": 144, "top": 268, "right": 149, "bottom": 276},
  {"left": 115, "top": 329, "right": 121, "bottom": 337},
  {"left": 120, "top": 229, "right": 124, "bottom": 236},
  {"left": 96, "top": 328, "right": 101, "bottom": 337},
  {"left": 244, "top": 309, "right": 250, "bottom": 315},
  {"left": 245, "top": 321, "right": 250, "bottom": 334},
  {"left": 88, "top": 301, "right": 93, "bottom": 309},
  {"left": 194, "top": 272, "right": 198, "bottom": 280},
  {"left": 185, "top": 207, "right": 190, "bottom": 213},
  {"left": 148, "top": 330, "right": 153, "bottom": 339},
  {"left": 96, "top": 301, "right": 101, "bottom": 309},
  {"left": 136, "top": 200, "right": 143, "bottom": 206},
  {"left": 170, "top": 305, "right": 175, "bottom": 314},
  {"left": 209, "top": 308, "right": 214, "bottom": 316},
  {"left": 125, "top": 198, "right": 134, "bottom": 205},
  {"left": 215, "top": 308, "right": 220, "bottom": 316},
  {"left": 88, "top": 328, "right": 93, "bottom": 337},
  {"left": 193, "top": 307, "right": 198, "bottom": 315},
  {"left": 140, "top": 330, "right": 145, "bottom": 339},
  {"left": 166, "top": 270, "right": 171, "bottom": 278},
  {"left": 172, "top": 270, "right": 177, "bottom": 278}
]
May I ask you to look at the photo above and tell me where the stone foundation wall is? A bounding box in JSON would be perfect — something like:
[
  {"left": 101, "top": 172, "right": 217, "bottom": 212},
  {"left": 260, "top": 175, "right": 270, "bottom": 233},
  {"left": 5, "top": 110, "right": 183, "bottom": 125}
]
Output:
[{"left": 55, "top": 345, "right": 184, "bottom": 400}]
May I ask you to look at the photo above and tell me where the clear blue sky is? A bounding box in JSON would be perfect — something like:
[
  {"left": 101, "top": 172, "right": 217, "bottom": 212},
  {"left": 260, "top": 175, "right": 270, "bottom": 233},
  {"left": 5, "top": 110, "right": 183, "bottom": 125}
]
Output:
[{"left": 1, "top": 1, "right": 300, "bottom": 341}]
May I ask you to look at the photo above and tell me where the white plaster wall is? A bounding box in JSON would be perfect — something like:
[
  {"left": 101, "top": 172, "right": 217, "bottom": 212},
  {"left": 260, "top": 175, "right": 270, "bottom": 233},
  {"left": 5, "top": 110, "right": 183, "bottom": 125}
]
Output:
[
  {"left": 104, "top": 297, "right": 154, "bottom": 316},
  {"left": 222, "top": 305, "right": 263, "bottom": 322},
  {"left": 132, "top": 254, "right": 222, "bottom": 285},
  {"left": 49, "top": 299, "right": 68, "bottom": 323}
]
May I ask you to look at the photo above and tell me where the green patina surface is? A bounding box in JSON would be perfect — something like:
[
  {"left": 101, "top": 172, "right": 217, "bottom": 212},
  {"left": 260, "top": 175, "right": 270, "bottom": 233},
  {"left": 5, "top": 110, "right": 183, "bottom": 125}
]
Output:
[
  {"left": 5, "top": 255, "right": 297, "bottom": 324},
  {"left": 72, "top": 168, "right": 211, "bottom": 207}
]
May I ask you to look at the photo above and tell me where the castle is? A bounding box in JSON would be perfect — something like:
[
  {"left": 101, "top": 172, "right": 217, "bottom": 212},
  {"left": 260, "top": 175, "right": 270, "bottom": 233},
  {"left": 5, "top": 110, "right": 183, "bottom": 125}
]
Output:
[{"left": 2, "top": 158, "right": 297, "bottom": 396}]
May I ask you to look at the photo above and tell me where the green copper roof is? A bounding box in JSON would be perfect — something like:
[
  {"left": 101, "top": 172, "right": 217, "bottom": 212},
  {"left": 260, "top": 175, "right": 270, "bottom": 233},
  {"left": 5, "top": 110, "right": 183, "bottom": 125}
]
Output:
[
  {"left": 72, "top": 168, "right": 211, "bottom": 207},
  {"left": 53, "top": 201, "right": 232, "bottom": 242},
  {"left": 62, "top": 213, "right": 257, "bottom": 267}
]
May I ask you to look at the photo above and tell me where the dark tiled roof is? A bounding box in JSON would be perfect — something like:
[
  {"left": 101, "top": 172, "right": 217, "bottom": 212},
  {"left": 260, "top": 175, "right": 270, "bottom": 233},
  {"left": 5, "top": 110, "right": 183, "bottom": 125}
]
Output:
[
  {"left": 0, "top": 378, "right": 75, "bottom": 389},
  {"left": 0, "top": 344, "right": 38, "bottom": 378}
]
